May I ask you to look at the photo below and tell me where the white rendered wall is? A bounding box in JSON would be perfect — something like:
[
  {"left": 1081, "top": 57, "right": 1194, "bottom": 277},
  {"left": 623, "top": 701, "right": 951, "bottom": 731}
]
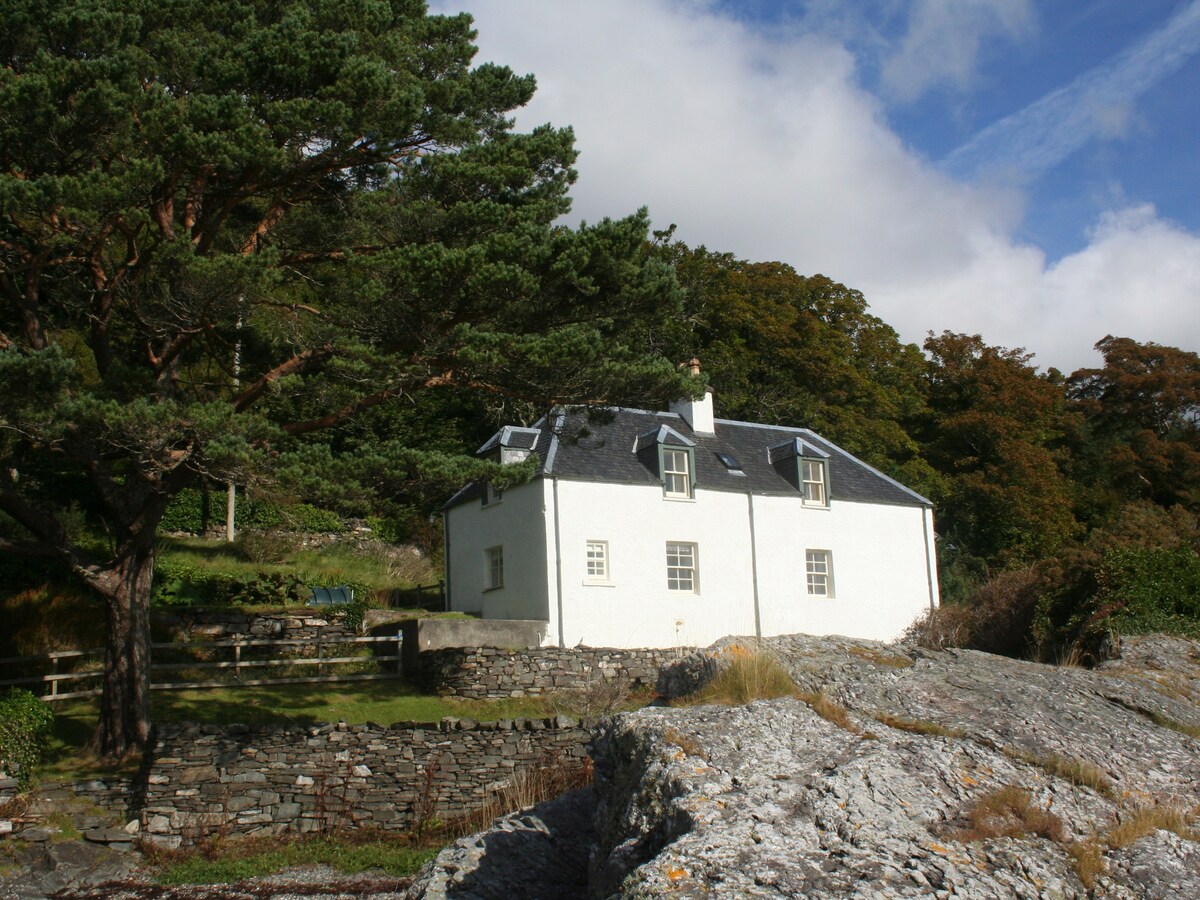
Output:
[
  {"left": 445, "top": 481, "right": 552, "bottom": 623},
  {"left": 448, "top": 476, "right": 939, "bottom": 649},
  {"left": 549, "top": 480, "right": 758, "bottom": 648},
  {"left": 751, "top": 496, "right": 936, "bottom": 642}
]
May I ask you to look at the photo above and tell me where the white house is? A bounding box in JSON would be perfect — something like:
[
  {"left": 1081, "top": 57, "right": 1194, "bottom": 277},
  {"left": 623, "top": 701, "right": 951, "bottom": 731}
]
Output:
[{"left": 443, "top": 379, "right": 939, "bottom": 649}]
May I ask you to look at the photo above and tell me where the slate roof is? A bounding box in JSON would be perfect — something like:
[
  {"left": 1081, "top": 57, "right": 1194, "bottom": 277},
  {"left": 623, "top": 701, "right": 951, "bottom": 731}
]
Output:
[{"left": 446, "top": 406, "right": 931, "bottom": 510}]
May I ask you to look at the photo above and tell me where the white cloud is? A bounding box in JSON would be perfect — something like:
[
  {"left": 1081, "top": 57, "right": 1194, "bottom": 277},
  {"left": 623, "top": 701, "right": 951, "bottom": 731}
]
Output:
[
  {"left": 881, "top": 0, "right": 1035, "bottom": 103},
  {"left": 432, "top": 0, "right": 1200, "bottom": 373},
  {"left": 875, "top": 205, "right": 1200, "bottom": 372},
  {"left": 945, "top": 0, "right": 1200, "bottom": 180}
]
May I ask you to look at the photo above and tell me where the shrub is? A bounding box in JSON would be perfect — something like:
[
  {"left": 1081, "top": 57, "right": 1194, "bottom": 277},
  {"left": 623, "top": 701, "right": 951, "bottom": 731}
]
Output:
[
  {"left": 153, "top": 561, "right": 311, "bottom": 608},
  {"left": 0, "top": 689, "right": 54, "bottom": 789},
  {"left": 904, "top": 603, "right": 974, "bottom": 650},
  {"left": 906, "top": 566, "right": 1042, "bottom": 657},
  {"left": 160, "top": 488, "right": 214, "bottom": 534},
  {"left": 1099, "top": 547, "right": 1200, "bottom": 637},
  {"left": 281, "top": 504, "right": 345, "bottom": 534},
  {"left": 236, "top": 531, "right": 295, "bottom": 564},
  {"left": 365, "top": 513, "right": 412, "bottom": 544}
]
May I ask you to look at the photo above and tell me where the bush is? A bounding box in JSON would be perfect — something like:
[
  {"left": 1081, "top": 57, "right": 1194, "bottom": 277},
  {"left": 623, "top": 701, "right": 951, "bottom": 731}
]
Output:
[
  {"left": 0, "top": 689, "right": 54, "bottom": 789},
  {"left": 162, "top": 489, "right": 346, "bottom": 536},
  {"left": 906, "top": 566, "right": 1042, "bottom": 657},
  {"left": 236, "top": 531, "right": 294, "bottom": 564},
  {"left": 365, "top": 514, "right": 411, "bottom": 544},
  {"left": 153, "top": 561, "right": 310, "bottom": 608},
  {"left": 160, "top": 488, "right": 214, "bottom": 534},
  {"left": 1100, "top": 547, "right": 1200, "bottom": 637}
]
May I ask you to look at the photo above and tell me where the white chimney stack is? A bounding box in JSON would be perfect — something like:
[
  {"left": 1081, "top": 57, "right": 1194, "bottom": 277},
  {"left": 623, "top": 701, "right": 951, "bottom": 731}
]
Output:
[{"left": 669, "top": 357, "right": 715, "bottom": 434}]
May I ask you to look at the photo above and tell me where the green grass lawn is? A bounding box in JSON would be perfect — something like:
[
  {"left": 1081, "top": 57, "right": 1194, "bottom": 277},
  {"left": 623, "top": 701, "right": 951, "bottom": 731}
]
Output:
[{"left": 151, "top": 834, "right": 441, "bottom": 884}]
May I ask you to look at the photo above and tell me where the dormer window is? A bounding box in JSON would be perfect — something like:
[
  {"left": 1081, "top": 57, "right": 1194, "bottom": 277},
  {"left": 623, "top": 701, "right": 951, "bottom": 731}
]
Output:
[
  {"left": 477, "top": 426, "right": 541, "bottom": 464},
  {"left": 801, "top": 458, "right": 826, "bottom": 506},
  {"left": 636, "top": 425, "right": 696, "bottom": 500},
  {"left": 475, "top": 426, "right": 540, "bottom": 507},
  {"left": 770, "top": 437, "right": 831, "bottom": 507},
  {"left": 663, "top": 448, "right": 692, "bottom": 498}
]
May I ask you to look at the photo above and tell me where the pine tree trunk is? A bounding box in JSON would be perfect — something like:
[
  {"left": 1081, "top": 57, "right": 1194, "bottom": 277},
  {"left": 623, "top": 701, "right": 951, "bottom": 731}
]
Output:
[{"left": 89, "top": 547, "right": 154, "bottom": 759}]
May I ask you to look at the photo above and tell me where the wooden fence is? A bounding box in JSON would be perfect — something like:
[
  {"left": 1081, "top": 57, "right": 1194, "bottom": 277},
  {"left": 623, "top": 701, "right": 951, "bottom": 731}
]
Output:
[{"left": 0, "top": 632, "right": 403, "bottom": 701}]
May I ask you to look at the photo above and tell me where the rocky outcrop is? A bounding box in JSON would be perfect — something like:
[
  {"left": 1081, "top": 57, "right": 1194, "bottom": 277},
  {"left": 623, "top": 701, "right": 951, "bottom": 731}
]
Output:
[{"left": 410, "top": 634, "right": 1200, "bottom": 898}]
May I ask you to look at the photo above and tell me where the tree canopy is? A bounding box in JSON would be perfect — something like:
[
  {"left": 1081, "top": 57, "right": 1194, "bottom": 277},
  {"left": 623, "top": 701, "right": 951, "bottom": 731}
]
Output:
[{"left": 0, "top": 0, "right": 689, "bottom": 757}]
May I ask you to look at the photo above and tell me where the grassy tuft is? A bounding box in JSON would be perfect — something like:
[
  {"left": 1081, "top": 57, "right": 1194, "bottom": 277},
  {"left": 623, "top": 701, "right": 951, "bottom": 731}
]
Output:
[
  {"left": 872, "top": 712, "right": 964, "bottom": 738},
  {"left": 1068, "top": 804, "right": 1199, "bottom": 888},
  {"left": 1105, "top": 805, "right": 1198, "bottom": 848},
  {"left": 689, "top": 651, "right": 798, "bottom": 706},
  {"left": 847, "top": 646, "right": 914, "bottom": 668},
  {"left": 795, "top": 690, "right": 858, "bottom": 733},
  {"left": 1146, "top": 710, "right": 1200, "bottom": 740},
  {"left": 1067, "top": 839, "right": 1107, "bottom": 889},
  {"left": 1003, "top": 748, "right": 1115, "bottom": 798},
  {"left": 962, "top": 785, "right": 1065, "bottom": 843}
]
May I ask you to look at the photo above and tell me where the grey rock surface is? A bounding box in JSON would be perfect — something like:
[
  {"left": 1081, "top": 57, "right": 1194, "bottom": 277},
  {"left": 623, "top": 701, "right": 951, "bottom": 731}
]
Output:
[
  {"left": 405, "top": 787, "right": 595, "bottom": 899},
  {"left": 414, "top": 634, "right": 1200, "bottom": 898}
]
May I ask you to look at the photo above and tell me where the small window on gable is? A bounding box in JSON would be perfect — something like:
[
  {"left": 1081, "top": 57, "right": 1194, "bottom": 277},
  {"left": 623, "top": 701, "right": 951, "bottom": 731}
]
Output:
[
  {"left": 486, "top": 546, "right": 504, "bottom": 590},
  {"left": 585, "top": 540, "right": 610, "bottom": 581},
  {"left": 482, "top": 483, "right": 503, "bottom": 507},
  {"left": 806, "top": 549, "right": 833, "bottom": 597}
]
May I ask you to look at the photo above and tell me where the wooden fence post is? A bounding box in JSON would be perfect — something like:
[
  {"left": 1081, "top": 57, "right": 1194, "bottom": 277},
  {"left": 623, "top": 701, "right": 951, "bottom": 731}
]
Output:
[{"left": 234, "top": 638, "right": 242, "bottom": 682}]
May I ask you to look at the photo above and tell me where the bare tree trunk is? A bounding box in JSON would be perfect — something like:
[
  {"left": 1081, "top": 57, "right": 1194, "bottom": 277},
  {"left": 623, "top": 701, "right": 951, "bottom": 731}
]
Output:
[{"left": 89, "top": 547, "right": 154, "bottom": 759}]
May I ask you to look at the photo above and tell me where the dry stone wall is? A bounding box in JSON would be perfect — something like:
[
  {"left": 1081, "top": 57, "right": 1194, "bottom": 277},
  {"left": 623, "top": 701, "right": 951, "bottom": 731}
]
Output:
[
  {"left": 415, "top": 646, "right": 692, "bottom": 699},
  {"left": 141, "top": 717, "right": 591, "bottom": 847},
  {"left": 153, "top": 609, "right": 358, "bottom": 644}
]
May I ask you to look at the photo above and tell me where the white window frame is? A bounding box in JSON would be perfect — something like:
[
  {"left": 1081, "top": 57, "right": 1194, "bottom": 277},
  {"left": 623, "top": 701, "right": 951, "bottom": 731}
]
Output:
[
  {"left": 801, "top": 458, "right": 828, "bottom": 507},
  {"left": 662, "top": 448, "right": 693, "bottom": 499},
  {"left": 666, "top": 541, "right": 699, "bottom": 593},
  {"left": 805, "top": 549, "right": 833, "bottom": 597},
  {"left": 485, "top": 545, "right": 504, "bottom": 591},
  {"left": 584, "top": 540, "right": 612, "bottom": 584}
]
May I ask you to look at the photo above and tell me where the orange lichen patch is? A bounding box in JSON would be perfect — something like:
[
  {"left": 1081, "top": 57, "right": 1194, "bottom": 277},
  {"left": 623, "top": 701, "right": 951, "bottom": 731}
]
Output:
[
  {"left": 927, "top": 843, "right": 949, "bottom": 854},
  {"left": 960, "top": 774, "right": 979, "bottom": 787},
  {"left": 666, "top": 866, "right": 688, "bottom": 882}
]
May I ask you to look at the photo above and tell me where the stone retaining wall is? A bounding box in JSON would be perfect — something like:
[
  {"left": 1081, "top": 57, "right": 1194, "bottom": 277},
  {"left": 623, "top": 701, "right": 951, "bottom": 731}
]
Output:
[
  {"left": 153, "top": 609, "right": 358, "bottom": 644},
  {"left": 416, "top": 646, "right": 694, "bottom": 699},
  {"left": 142, "top": 718, "right": 591, "bottom": 847}
]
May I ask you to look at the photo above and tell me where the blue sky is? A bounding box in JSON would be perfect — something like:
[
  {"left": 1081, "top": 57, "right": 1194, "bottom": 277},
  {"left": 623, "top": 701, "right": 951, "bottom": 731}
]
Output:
[{"left": 432, "top": 1, "right": 1199, "bottom": 372}]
